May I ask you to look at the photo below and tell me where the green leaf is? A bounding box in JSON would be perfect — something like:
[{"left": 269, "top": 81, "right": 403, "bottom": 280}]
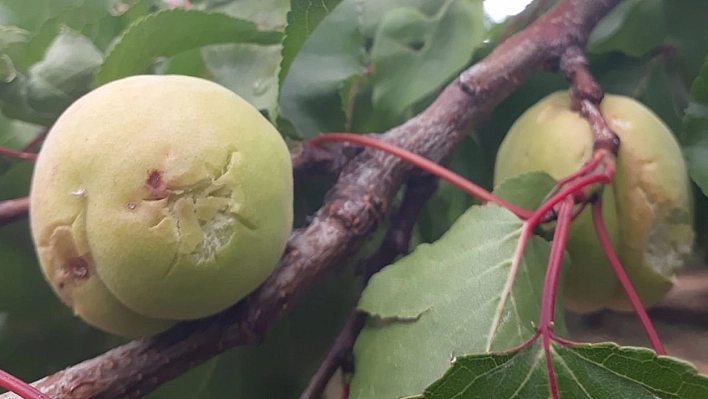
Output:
[
  {"left": 279, "top": 0, "right": 343, "bottom": 88},
  {"left": 278, "top": 0, "right": 366, "bottom": 138},
  {"left": 96, "top": 9, "right": 284, "bottom": 85},
  {"left": 492, "top": 171, "right": 557, "bottom": 211},
  {"left": 201, "top": 0, "right": 290, "bottom": 112},
  {"left": 0, "top": 29, "right": 103, "bottom": 124},
  {"left": 588, "top": 0, "right": 665, "bottom": 58},
  {"left": 149, "top": 268, "right": 358, "bottom": 399},
  {"left": 369, "top": 0, "right": 485, "bottom": 126},
  {"left": 414, "top": 341, "right": 708, "bottom": 399},
  {"left": 0, "top": 25, "right": 29, "bottom": 49},
  {"left": 681, "top": 55, "right": 708, "bottom": 196},
  {"left": 413, "top": 135, "right": 491, "bottom": 244},
  {"left": 0, "top": 0, "right": 127, "bottom": 74},
  {"left": 0, "top": 111, "right": 41, "bottom": 149},
  {"left": 664, "top": 0, "right": 708, "bottom": 84},
  {"left": 25, "top": 29, "right": 103, "bottom": 113},
  {"left": 593, "top": 53, "right": 688, "bottom": 133},
  {"left": 204, "top": 0, "right": 289, "bottom": 28},
  {"left": 350, "top": 205, "right": 567, "bottom": 399},
  {"left": 0, "top": 0, "right": 120, "bottom": 32}
]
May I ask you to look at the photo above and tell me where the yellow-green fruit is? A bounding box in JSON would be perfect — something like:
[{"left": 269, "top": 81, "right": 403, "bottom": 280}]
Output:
[
  {"left": 494, "top": 91, "right": 694, "bottom": 313},
  {"left": 30, "top": 75, "right": 293, "bottom": 337}
]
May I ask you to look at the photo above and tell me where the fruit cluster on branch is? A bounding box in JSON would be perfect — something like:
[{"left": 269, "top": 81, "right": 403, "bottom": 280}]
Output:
[{"left": 0, "top": 1, "right": 623, "bottom": 398}]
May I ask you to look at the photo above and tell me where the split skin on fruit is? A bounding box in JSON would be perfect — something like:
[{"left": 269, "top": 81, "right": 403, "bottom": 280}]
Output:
[
  {"left": 30, "top": 75, "right": 294, "bottom": 337},
  {"left": 494, "top": 91, "right": 694, "bottom": 313}
]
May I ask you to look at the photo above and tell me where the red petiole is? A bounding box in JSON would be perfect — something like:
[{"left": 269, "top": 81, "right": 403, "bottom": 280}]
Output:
[
  {"left": 537, "top": 196, "right": 575, "bottom": 399},
  {"left": 0, "top": 146, "right": 38, "bottom": 161},
  {"left": 308, "top": 133, "right": 535, "bottom": 219},
  {"left": 0, "top": 369, "right": 49, "bottom": 399},
  {"left": 592, "top": 201, "right": 666, "bottom": 355}
]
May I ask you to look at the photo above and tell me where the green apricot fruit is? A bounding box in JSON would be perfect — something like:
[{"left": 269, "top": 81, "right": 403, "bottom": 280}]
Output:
[
  {"left": 494, "top": 91, "right": 694, "bottom": 313},
  {"left": 30, "top": 75, "right": 293, "bottom": 337}
]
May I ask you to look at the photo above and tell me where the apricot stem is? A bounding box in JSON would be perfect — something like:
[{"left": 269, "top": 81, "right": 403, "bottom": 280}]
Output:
[{"left": 591, "top": 201, "right": 666, "bottom": 355}]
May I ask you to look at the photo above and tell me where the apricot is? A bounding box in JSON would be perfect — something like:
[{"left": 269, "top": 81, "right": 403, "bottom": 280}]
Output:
[
  {"left": 494, "top": 91, "right": 694, "bottom": 313},
  {"left": 30, "top": 75, "right": 293, "bottom": 336}
]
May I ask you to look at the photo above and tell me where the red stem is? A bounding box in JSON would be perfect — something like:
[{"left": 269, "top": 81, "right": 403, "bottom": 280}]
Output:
[
  {"left": 0, "top": 146, "right": 37, "bottom": 161},
  {"left": 542, "top": 197, "right": 574, "bottom": 397},
  {"left": 591, "top": 201, "right": 666, "bottom": 355},
  {"left": 555, "top": 151, "right": 604, "bottom": 188},
  {"left": 21, "top": 130, "right": 48, "bottom": 153},
  {"left": 538, "top": 196, "right": 574, "bottom": 328},
  {"left": 527, "top": 173, "right": 611, "bottom": 228},
  {"left": 0, "top": 369, "right": 49, "bottom": 399},
  {"left": 308, "top": 133, "right": 535, "bottom": 219},
  {"left": 538, "top": 196, "right": 574, "bottom": 399}
]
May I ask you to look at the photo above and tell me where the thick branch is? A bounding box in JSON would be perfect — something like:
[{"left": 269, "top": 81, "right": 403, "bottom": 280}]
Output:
[{"left": 1, "top": 1, "right": 622, "bottom": 398}]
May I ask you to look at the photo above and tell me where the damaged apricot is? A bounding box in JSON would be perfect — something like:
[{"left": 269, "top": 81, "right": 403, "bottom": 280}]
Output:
[
  {"left": 29, "top": 75, "right": 293, "bottom": 337},
  {"left": 494, "top": 91, "right": 694, "bottom": 313}
]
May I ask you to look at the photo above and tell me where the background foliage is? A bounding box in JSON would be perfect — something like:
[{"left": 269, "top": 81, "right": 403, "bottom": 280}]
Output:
[{"left": 1, "top": 0, "right": 707, "bottom": 398}]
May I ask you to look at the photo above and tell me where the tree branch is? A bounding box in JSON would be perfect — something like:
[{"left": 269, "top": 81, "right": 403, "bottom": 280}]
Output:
[
  {"left": 1, "top": 1, "right": 622, "bottom": 397},
  {"left": 300, "top": 175, "right": 440, "bottom": 399}
]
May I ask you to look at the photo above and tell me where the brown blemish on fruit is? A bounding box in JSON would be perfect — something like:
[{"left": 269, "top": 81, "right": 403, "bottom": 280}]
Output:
[
  {"left": 147, "top": 170, "right": 162, "bottom": 188},
  {"left": 69, "top": 256, "right": 90, "bottom": 278},
  {"left": 145, "top": 169, "right": 168, "bottom": 200}
]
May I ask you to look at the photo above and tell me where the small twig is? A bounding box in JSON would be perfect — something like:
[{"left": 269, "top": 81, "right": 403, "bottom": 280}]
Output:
[
  {"left": 0, "top": 197, "right": 30, "bottom": 228},
  {"left": 301, "top": 175, "right": 440, "bottom": 399},
  {"left": 300, "top": 311, "right": 366, "bottom": 399},
  {"left": 559, "top": 46, "right": 620, "bottom": 155}
]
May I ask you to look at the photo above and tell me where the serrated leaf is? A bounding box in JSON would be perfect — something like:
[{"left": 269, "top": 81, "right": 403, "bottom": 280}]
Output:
[
  {"left": 493, "top": 171, "right": 557, "bottom": 211},
  {"left": 96, "top": 9, "right": 283, "bottom": 85},
  {"left": 350, "top": 205, "right": 567, "bottom": 399},
  {"left": 0, "top": 29, "right": 103, "bottom": 124},
  {"left": 415, "top": 341, "right": 708, "bottom": 399},
  {"left": 369, "top": 0, "right": 485, "bottom": 126},
  {"left": 204, "top": 0, "right": 289, "bottom": 28},
  {"left": 25, "top": 29, "right": 103, "bottom": 113},
  {"left": 278, "top": 0, "right": 343, "bottom": 88},
  {"left": 681, "top": 55, "right": 708, "bottom": 196},
  {"left": 588, "top": 0, "right": 665, "bottom": 58},
  {"left": 1, "top": 0, "right": 126, "bottom": 74},
  {"left": 201, "top": 0, "right": 290, "bottom": 112},
  {"left": 278, "top": 0, "right": 366, "bottom": 138},
  {"left": 0, "top": 26, "right": 29, "bottom": 49}
]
